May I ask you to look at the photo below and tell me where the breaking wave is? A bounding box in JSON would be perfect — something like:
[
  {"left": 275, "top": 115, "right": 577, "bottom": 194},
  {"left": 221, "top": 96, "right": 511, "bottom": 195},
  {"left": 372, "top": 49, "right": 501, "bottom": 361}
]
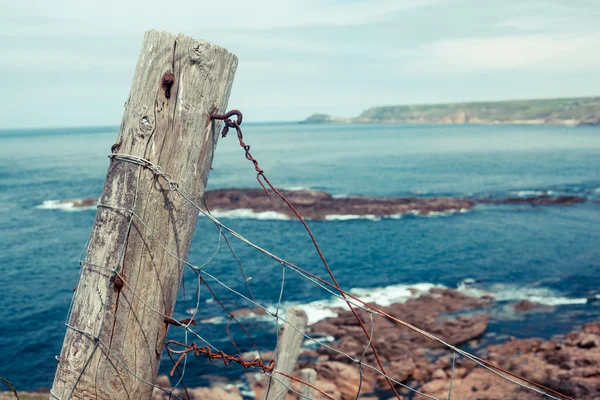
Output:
[
  {"left": 35, "top": 200, "right": 97, "bottom": 211},
  {"left": 198, "top": 278, "right": 591, "bottom": 327},
  {"left": 201, "top": 208, "right": 291, "bottom": 221},
  {"left": 457, "top": 279, "right": 588, "bottom": 306}
]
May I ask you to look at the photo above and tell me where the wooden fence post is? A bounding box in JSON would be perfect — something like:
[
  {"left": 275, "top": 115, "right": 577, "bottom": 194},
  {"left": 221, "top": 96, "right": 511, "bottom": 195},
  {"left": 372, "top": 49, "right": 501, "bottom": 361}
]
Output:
[
  {"left": 298, "top": 368, "right": 317, "bottom": 400},
  {"left": 50, "top": 30, "right": 237, "bottom": 399},
  {"left": 261, "top": 307, "right": 309, "bottom": 400}
]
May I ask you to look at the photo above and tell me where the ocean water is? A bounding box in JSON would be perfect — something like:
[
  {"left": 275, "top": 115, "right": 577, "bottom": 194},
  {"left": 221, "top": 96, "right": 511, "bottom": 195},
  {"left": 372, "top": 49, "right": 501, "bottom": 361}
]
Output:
[{"left": 1, "top": 123, "right": 599, "bottom": 391}]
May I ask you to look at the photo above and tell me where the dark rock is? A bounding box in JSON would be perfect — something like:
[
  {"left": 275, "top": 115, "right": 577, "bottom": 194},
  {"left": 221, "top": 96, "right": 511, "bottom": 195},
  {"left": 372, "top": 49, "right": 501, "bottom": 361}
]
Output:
[
  {"left": 55, "top": 189, "right": 588, "bottom": 216},
  {"left": 204, "top": 188, "right": 474, "bottom": 220},
  {"left": 478, "top": 195, "right": 586, "bottom": 206}
]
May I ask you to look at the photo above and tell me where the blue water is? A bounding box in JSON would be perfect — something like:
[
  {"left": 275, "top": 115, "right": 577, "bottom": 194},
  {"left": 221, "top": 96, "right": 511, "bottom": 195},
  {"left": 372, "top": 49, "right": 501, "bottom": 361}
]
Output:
[{"left": 1, "top": 123, "right": 599, "bottom": 391}]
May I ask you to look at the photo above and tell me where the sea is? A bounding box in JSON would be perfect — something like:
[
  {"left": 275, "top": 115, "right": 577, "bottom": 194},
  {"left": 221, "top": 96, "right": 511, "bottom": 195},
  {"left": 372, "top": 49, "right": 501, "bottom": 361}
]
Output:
[{"left": 0, "top": 123, "right": 599, "bottom": 392}]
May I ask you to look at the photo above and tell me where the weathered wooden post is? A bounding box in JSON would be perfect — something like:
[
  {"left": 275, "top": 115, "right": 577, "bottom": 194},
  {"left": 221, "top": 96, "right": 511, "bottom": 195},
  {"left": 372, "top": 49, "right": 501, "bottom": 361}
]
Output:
[
  {"left": 50, "top": 30, "right": 237, "bottom": 399},
  {"left": 298, "top": 368, "right": 317, "bottom": 400},
  {"left": 262, "top": 307, "right": 309, "bottom": 400}
]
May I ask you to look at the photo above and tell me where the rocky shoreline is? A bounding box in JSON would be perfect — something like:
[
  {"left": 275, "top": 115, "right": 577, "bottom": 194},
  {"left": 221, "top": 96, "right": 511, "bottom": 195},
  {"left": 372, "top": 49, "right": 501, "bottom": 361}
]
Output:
[
  {"left": 161, "top": 289, "right": 599, "bottom": 399},
  {"left": 41, "top": 188, "right": 589, "bottom": 220},
  {"left": 4, "top": 289, "right": 598, "bottom": 399}
]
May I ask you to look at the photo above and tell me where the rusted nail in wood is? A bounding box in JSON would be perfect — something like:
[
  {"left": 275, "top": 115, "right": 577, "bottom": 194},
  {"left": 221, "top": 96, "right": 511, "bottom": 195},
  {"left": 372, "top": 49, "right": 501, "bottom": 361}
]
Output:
[
  {"left": 162, "top": 73, "right": 175, "bottom": 99},
  {"left": 113, "top": 275, "right": 124, "bottom": 289}
]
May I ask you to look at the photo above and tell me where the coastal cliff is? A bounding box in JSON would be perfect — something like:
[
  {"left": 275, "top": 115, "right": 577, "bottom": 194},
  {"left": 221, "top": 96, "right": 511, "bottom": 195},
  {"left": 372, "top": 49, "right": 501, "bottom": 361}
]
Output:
[{"left": 302, "top": 96, "right": 600, "bottom": 126}]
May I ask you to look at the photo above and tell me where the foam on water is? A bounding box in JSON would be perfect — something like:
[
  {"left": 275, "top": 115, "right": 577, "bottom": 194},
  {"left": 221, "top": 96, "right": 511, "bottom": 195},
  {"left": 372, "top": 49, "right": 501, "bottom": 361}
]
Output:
[
  {"left": 510, "top": 190, "right": 549, "bottom": 197},
  {"left": 457, "top": 279, "right": 588, "bottom": 306},
  {"left": 197, "top": 208, "right": 470, "bottom": 222},
  {"left": 324, "top": 214, "right": 382, "bottom": 221},
  {"left": 423, "top": 208, "right": 470, "bottom": 217},
  {"left": 324, "top": 208, "right": 469, "bottom": 221},
  {"left": 276, "top": 283, "right": 444, "bottom": 324},
  {"left": 281, "top": 186, "right": 312, "bottom": 191},
  {"left": 299, "top": 280, "right": 588, "bottom": 325},
  {"left": 35, "top": 200, "right": 96, "bottom": 211},
  {"left": 197, "top": 280, "right": 590, "bottom": 327},
  {"left": 204, "top": 208, "right": 291, "bottom": 221}
]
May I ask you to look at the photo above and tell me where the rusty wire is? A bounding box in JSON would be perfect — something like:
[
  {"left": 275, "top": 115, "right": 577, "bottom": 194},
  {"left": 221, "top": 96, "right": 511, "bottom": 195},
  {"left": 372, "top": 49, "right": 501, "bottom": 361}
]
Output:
[
  {"left": 209, "top": 109, "right": 575, "bottom": 400},
  {"left": 211, "top": 109, "right": 403, "bottom": 399},
  {"left": 66, "top": 119, "right": 576, "bottom": 400},
  {"left": 105, "top": 149, "right": 573, "bottom": 400},
  {"left": 165, "top": 340, "right": 275, "bottom": 377}
]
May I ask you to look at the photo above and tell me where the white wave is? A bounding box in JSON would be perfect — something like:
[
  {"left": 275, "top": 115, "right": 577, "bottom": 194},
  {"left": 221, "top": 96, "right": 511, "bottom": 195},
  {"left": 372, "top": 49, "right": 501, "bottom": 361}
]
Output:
[
  {"left": 349, "top": 282, "right": 443, "bottom": 307},
  {"left": 457, "top": 280, "right": 587, "bottom": 306},
  {"left": 424, "top": 208, "right": 470, "bottom": 217},
  {"left": 282, "top": 186, "right": 312, "bottom": 191},
  {"left": 324, "top": 214, "right": 381, "bottom": 221},
  {"left": 203, "top": 208, "right": 291, "bottom": 221},
  {"left": 198, "top": 278, "right": 588, "bottom": 328},
  {"left": 510, "top": 190, "right": 547, "bottom": 197},
  {"left": 424, "top": 210, "right": 452, "bottom": 217},
  {"left": 294, "top": 282, "right": 444, "bottom": 325},
  {"left": 36, "top": 200, "right": 96, "bottom": 211},
  {"left": 324, "top": 208, "right": 469, "bottom": 221}
]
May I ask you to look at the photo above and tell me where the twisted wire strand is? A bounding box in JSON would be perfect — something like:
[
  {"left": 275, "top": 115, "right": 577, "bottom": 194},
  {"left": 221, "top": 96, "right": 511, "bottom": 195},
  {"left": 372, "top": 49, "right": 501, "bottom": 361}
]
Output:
[{"left": 166, "top": 340, "right": 275, "bottom": 375}]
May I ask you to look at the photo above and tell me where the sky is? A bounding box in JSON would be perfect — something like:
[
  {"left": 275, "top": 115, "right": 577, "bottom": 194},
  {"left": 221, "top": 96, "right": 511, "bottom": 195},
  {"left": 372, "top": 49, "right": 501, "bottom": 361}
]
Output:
[{"left": 1, "top": 0, "right": 599, "bottom": 128}]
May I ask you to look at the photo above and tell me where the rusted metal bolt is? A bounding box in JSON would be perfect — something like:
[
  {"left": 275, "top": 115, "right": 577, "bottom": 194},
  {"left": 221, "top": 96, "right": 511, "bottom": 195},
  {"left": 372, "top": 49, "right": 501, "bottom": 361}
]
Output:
[
  {"left": 162, "top": 73, "right": 175, "bottom": 99},
  {"left": 113, "top": 275, "right": 124, "bottom": 289}
]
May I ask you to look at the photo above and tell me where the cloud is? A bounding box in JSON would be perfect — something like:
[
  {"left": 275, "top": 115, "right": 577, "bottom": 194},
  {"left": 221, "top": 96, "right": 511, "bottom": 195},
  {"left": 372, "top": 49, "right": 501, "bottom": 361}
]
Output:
[
  {"left": 2, "top": 0, "right": 600, "bottom": 128},
  {"left": 407, "top": 33, "right": 600, "bottom": 76},
  {"left": 0, "top": 0, "right": 442, "bottom": 36}
]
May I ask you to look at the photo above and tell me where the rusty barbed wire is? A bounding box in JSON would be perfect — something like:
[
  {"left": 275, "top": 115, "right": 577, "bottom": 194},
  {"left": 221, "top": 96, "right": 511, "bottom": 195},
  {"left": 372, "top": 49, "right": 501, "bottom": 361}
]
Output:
[{"left": 165, "top": 340, "right": 275, "bottom": 377}]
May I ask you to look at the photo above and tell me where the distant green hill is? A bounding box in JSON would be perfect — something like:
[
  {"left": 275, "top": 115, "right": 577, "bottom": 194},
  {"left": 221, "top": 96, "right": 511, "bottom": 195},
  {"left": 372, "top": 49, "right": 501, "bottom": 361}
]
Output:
[{"left": 302, "top": 97, "right": 600, "bottom": 126}]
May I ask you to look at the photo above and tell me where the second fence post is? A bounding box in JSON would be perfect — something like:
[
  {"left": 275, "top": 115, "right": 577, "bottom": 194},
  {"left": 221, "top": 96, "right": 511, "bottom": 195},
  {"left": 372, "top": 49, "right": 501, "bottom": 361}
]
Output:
[
  {"left": 262, "top": 307, "right": 309, "bottom": 400},
  {"left": 50, "top": 30, "right": 237, "bottom": 399},
  {"left": 298, "top": 368, "right": 317, "bottom": 400}
]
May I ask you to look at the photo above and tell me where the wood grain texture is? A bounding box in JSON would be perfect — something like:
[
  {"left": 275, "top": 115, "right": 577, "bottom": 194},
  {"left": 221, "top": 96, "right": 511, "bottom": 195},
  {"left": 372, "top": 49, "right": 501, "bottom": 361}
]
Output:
[
  {"left": 262, "top": 307, "right": 309, "bottom": 400},
  {"left": 298, "top": 369, "right": 317, "bottom": 400},
  {"left": 50, "top": 30, "right": 237, "bottom": 400}
]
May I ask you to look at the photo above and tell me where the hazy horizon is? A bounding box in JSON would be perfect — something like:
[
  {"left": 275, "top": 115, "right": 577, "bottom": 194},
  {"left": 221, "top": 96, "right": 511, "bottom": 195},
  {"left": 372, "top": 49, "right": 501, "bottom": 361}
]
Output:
[
  {"left": 1, "top": 0, "right": 599, "bottom": 129},
  {"left": 1, "top": 94, "right": 598, "bottom": 131}
]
